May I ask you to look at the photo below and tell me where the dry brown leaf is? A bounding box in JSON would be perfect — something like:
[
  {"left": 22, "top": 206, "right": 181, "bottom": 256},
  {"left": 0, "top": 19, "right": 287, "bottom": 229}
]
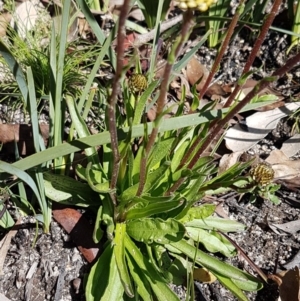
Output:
[
  {"left": 266, "top": 149, "right": 300, "bottom": 180},
  {"left": 280, "top": 133, "right": 300, "bottom": 157},
  {"left": 218, "top": 151, "right": 244, "bottom": 174},
  {"left": 0, "top": 124, "right": 49, "bottom": 155},
  {"left": 0, "top": 12, "right": 12, "bottom": 37},
  {"left": 271, "top": 219, "right": 300, "bottom": 235},
  {"left": 193, "top": 268, "right": 217, "bottom": 283},
  {"left": 186, "top": 56, "right": 209, "bottom": 91},
  {"left": 225, "top": 102, "right": 300, "bottom": 152},
  {"left": 0, "top": 219, "right": 20, "bottom": 276},
  {"left": 278, "top": 267, "right": 300, "bottom": 301}
]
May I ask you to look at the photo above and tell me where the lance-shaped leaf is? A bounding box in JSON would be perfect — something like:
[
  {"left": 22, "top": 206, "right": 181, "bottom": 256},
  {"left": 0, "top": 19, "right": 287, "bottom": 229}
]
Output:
[
  {"left": 148, "top": 137, "right": 175, "bottom": 170},
  {"left": 168, "top": 240, "right": 262, "bottom": 289},
  {"left": 43, "top": 172, "right": 99, "bottom": 206},
  {"left": 126, "top": 218, "right": 185, "bottom": 244},
  {"left": 125, "top": 251, "right": 153, "bottom": 301},
  {"left": 120, "top": 164, "right": 169, "bottom": 202},
  {"left": 186, "top": 227, "right": 236, "bottom": 257},
  {"left": 125, "top": 199, "right": 183, "bottom": 220},
  {"left": 86, "top": 244, "right": 124, "bottom": 301},
  {"left": 124, "top": 234, "right": 180, "bottom": 301},
  {"left": 178, "top": 204, "right": 216, "bottom": 223},
  {"left": 184, "top": 217, "right": 246, "bottom": 232},
  {"left": 114, "top": 223, "right": 134, "bottom": 298}
]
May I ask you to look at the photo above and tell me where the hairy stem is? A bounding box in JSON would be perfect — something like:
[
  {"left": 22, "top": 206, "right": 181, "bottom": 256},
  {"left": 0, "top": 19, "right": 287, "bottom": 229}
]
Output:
[
  {"left": 107, "top": 0, "right": 131, "bottom": 205},
  {"left": 168, "top": 50, "right": 300, "bottom": 194},
  {"left": 224, "top": 0, "right": 283, "bottom": 108},
  {"left": 136, "top": 9, "right": 194, "bottom": 196}
]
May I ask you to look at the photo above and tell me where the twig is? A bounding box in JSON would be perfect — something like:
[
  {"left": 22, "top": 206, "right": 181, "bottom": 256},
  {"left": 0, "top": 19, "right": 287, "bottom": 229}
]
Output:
[{"left": 133, "top": 14, "right": 183, "bottom": 47}]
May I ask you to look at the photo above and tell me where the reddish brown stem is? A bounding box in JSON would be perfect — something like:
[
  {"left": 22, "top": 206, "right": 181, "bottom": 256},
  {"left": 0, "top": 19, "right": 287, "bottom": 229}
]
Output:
[
  {"left": 197, "top": 0, "right": 245, "bottom": 103},
  {"left": 223, "top": 0, "right": 283, "bottom": 108},
  {"left": 182, "top": 1, "right": 245, "bottom": 169},
  {"left": 107, "top": 0, "right": 132, "bottom": 205},
  {"left": 168, "top": 51, "right": 300, "bottom": 194},
  {"left": 136, "top": 9, "right": 194, "bottom": 196}
]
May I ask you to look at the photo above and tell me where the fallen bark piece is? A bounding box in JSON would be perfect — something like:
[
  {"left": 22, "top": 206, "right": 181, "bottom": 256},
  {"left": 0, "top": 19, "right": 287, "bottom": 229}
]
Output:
[
  {"left": 0, "top": 124, "right": 49, "bottom": 155},
  {"left": 52, "top": 205, "right": 101, "bottom": 263}
]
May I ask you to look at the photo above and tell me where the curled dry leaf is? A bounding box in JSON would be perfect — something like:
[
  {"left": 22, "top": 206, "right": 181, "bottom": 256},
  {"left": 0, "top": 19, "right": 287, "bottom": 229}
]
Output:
[
  {"left": 265, "top": 149, "right": 300, "bottom": 180},
  {"left": 218, "top": 151, "right": 244, "bottom": 175},
  {"left": 284, "top": 250, "right": 300, "bottom": 270},
  {"left": 276, "top": 267, "right": 300, "bottom": 301},
  {"left": 186, "top": 56, "right": 209, "bottom": 92},
  {"left": 225, "top": 102, "right": 300, "bottom": 152},
  {"left": 280, "top": 133, "right": 300, "bottom": 157}
]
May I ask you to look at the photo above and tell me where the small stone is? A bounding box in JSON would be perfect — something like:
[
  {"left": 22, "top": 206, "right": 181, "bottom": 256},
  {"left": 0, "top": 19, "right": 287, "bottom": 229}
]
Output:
[{"left": 72, "top": 278, "right": 81, "bottom": 294}]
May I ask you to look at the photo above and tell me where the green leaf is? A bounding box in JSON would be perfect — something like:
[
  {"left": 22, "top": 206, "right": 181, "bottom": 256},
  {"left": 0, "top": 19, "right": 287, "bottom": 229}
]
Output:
[
  {"left": 148, "top": 138, "right": 175, "bottom": 170},
  {"left": 125, "top": 234, "right": 180, "bottom": 301},
  {"left": 184, "top": 217, "right": 246, "bottom": 232},
  {"left": 0, "top": 203, "right": 14, "bottom": 228},
  {"left": 93, "top": 206, "right": 104, "bottom": 243},
  {"left": 125, "top": 199, "right": 183, "bottom": 220},
  {"left": 125, "top": 251, "right": 153, "bottom": 301},
  {"left": 102, "top": 195, "right": 115, "bottom": 241},
  {"left": 76, "top": 0, "right": 116, "bottom": 69},
  {"left": 85, "top": 162, "right": 112, "bottom": 194},
  {"left": 0, "top": 40, "right": 28, "bottom": 105},
  {"left": 126, "top": 218, "right": 185, "bottom": 244},
  {"left": 141, "top": 195, "right": 176, "bottom": 203},
  {"left": 0, "top": 162, "right": 47, "bottom": 224},
  {"left": 114, "top": 223, "right": 134, "bottom": 297},
  {"left": 133, "top": 80, "right": 160, "bottom": 125},
  {"left": 167, "top": 257, "right": 190, "bottom": 285},
  {"left": 65, "top": 95, "right": 100, "bottom": 165},
  {"left": 179, "top": 204, "right": 216, "bottom": 223},
  {"left": 214, "top": 272, "right": 249, "bottom": 301},
  {"left": 4, "top": 102, "right": 276, "bottom": 175},
  {"left": 86, "top": 244, "right": 124, "bottom": 301},
  {"left": 185, "top": 227, "right": 236, "bottom": 257},
  {"left": 170, "top": 139, "right": 190, "bottom": 173},
  {"left": 43, "top": 172, "right": 99, "bottom": 206},
  {"left": 120, "top": 164, "right": 169, "bottom": 202},
  {"left": 169, "top": 240, "right": 261, "bottom": 290}
]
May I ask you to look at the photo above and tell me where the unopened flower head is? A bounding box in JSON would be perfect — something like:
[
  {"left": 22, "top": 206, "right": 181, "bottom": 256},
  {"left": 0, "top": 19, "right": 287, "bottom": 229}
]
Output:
[{"left": 178, "top": 0, "right": 218, "bottom": 12}]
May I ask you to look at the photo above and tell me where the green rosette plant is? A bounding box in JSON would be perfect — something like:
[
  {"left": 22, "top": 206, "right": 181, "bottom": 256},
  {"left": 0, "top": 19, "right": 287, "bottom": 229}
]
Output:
[{"left": 3, "top": 0, "right": 300, "bottom": 300}]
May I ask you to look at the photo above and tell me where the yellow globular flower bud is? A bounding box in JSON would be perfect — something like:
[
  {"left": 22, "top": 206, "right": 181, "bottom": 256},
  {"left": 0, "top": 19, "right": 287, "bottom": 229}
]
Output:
[
  {"left": 178, "top": 0, "right": 218, "bottom": 11},
  {"left": 128, "top": 74, "right": 148, "bottom": 94},
  {"left": 249, "top": 163, "right": 274, "bottom": 186}
]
